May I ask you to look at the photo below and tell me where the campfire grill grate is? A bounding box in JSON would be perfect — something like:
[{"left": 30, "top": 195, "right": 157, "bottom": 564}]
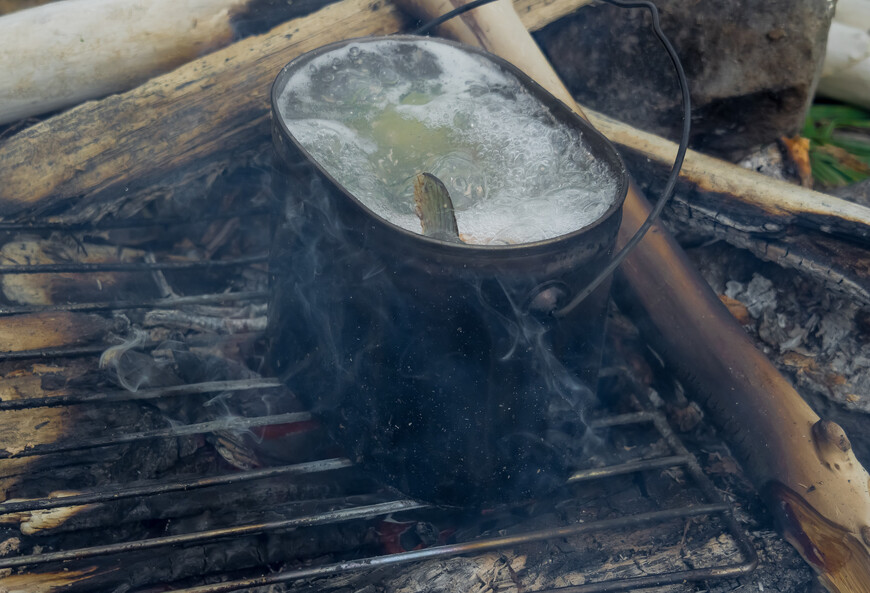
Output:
[{"left": 0, "top": 210, "right": 758, "bottom": 593}]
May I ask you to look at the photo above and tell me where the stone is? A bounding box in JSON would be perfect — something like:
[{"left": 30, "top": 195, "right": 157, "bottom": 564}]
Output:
[
  {"left": 534, "top": 0, "right": 836, "bottom": 159},
  {"left": 832, "top": 178, "right": 870, "bottom": 208}
]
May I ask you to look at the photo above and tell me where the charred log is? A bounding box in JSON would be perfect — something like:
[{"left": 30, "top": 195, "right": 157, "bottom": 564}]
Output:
[{"left": 618, "top": 146, "right": 870, "bottom": 306}]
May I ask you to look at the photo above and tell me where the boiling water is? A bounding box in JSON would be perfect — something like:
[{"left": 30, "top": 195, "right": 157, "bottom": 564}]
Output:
[{"left": 277, "top": 39, "right": 619, "bottom": 244}]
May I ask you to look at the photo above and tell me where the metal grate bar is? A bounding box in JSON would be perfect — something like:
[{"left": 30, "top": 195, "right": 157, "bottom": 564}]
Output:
[
  {"left": 645, "top": 411, "right": 760, "bottom": 574},
  {"left": 648, "top": 412, "right": 739, "bottom": 509},
  {"left": 149, "top": 411, "right": 758, "bottom": 593},
  {"left": 0, "top": 344, "right": 114, "bottom": 361},
  {"left": 0, "top": 408, "right": 758, "bottom": 591},
  {"left": 0, "top": 499, "right": 426, "bottom": 569},
  {"left": 0, "top": 452, "right": 698, "bottom": 514},
  {"left": 0, "top": 254, "right": 268, "bottom": 274},
  {"left": 0, "top": 210, "right": 274, "bottom": 232},
  {"left": 567, "top": 454, "right": 692, "bottom": 483},
  {"left": 587, "top": 411, "right": 654, "bottom": 428},
  {"left": 0, "top": 412, "right": 311, "bottom": 459},
  {"left": 163, "top": 504, "right": 741, "bottom": 593},
  {"left": 0, "top": 378, "right": 284, "bottom": 411},
  {"left": 0, "top": 290, "right": 269, "bottom": 316},
  {"left": 0, "top": 331, "right": 265, "bottom": 362},
  {"left": 0, "top": 458, "right": 352, "bottom": 514}
]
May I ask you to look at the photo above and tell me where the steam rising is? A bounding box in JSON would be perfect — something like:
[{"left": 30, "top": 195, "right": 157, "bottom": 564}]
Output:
[{"left": 99, "top": 328, "right": 154, "bottom": 392}]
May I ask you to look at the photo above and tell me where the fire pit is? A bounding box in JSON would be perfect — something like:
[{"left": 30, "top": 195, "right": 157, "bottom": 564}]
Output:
[
  {"left": 0, "top": 118, "right": 756, "bottom": 593},
  {"left": 2, "top": 0, "right": 870, "bottom": 590},
  {"left": 0, "top": 221, "right": 759, "bottom": 591}
]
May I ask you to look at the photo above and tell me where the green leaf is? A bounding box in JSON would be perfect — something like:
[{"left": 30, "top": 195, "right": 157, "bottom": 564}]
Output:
[
  {"left": 809, "top": 104, "right": 870, "bottom": 124},
  {"left": 805, "top": 102, "right": 870, "bottom": 187}
]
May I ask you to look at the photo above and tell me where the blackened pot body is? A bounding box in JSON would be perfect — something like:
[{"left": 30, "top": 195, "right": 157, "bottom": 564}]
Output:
[{"left": 268, "top": 37, "right": 628, "bottom": 506}]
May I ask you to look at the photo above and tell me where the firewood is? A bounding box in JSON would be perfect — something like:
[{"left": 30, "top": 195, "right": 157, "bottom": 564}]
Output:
[
  {"left": 617, "top": 193, "right": 870, "bottom": 593},
  {"left": 0, "top": 478, "right": 356, "bottom": 535},
  {"left": 0, "top": 0, "right": 589, "bottom": 223},
  {"left": 0, "top": 238, "right": 156, "bottom": 305},
  {"left": 0, "top": 400, "right": 206, "bottom": 504},
  {"left": 0, "top": 406, "right": 69, "bottom": 500},
  {"left": 143, "top": 306, "right": 267, "bottom": 334},
  {"left": 0, "top": 362, "right": 85, "bottom": 401},
  {"left": 0, "top": 0, "right": 55, "bottom": 14},
  {"left": 667, "top": 196, "right": 870, "bottom": 307},
  {"left": 0, "top": 363, "right": 92, "bottom": 502},
  {"left": 0, "top": 0, "right": 597, "bottom": 124},
  {"left": 619, "top": 147, "right": 870, "bottom": 307},
  {"left": 0, "top": 490, "right": 96, "bottom": 535},
  {"left": 818, "top": 0, "right": 870, "bottom": 109},
  {"left": 584, "top": 108, "right": 870, "bottom": 243},
  {"left": 0, "top": 0, "right": 233, "bottom": 124},
  {"left": 392, "top": 0, "right": 870, "bottom": 592},
  {"left": 0, "top": 312, "right": 113, "bottom": 352},
  {"left": 0, "top": 0, "right": 366, "bottom": 125},
  {"left": 0, "top": 568, "right": 99, "bottom": 593},
  {"left": 0, "top": 524, "right": 378, "bottom": 593}
]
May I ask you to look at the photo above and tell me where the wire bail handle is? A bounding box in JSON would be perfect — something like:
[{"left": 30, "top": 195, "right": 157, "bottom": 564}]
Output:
[{"left": 414, "top": 0, "right": 691, "bottom": 318}]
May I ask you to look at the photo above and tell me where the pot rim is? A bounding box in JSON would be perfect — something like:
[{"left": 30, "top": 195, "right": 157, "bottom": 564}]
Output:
[{"left": 270, "top": 34, "right": 629, "bottom": 254}]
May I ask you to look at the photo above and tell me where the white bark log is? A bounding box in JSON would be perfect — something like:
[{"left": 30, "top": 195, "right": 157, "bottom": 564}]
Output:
[
  {"left": 0, "top": 0, "right": 247, "bottom": 125},
  {"left": 834, "top": 0, "right": 870, "bottom": 29},
  {"left": 818, "top": 0, "right": 870, "bottom": 108}
]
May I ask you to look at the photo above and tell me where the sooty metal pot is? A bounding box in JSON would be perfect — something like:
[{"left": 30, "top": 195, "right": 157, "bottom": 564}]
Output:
[{"left": 268, "top": 36, "right": 629, "bottom": 507}]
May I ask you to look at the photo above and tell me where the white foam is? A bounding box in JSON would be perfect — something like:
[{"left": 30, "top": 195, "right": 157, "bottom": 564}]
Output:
[{"left": 277, "top": 39, "right": 619, "bottom": 244}]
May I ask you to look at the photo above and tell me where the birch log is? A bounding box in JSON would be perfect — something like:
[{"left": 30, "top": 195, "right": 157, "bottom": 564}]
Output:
[
  {"left": 0, "top": 0, "right": 341, "bottom": 125},
  {"left": 392, "top": 1, "right": 870, "bottom": 592},
  {"left": 818, "top": 0, "right": 870, "bottom": 109},
  {"left": 0, "top": 0, "right": 239, "bottom": 125},
  {"left": 586, "top": 109, "right": 870, "bottom": 241},
  {"left": 0, "top": 0, "right": 54, "bottom": 14}
]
